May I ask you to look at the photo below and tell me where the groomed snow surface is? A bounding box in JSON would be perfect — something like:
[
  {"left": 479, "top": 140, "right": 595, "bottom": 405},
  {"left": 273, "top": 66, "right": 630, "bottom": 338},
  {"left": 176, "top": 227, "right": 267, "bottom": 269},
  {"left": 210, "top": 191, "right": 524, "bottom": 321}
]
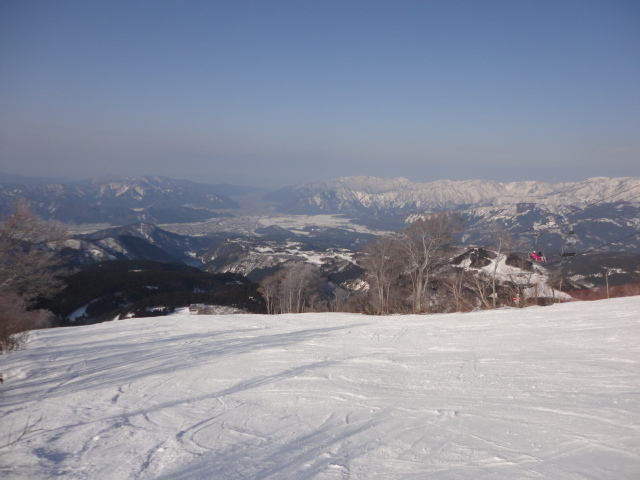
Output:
[{"left": 2, "top": 298, "right": 640, "bottom": 479}]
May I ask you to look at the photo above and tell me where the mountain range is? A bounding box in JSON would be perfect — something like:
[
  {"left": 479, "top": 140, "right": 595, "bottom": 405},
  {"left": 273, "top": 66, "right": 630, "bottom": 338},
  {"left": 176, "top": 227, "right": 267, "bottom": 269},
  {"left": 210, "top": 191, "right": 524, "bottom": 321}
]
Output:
[
  {"left": 0, "top": 175, "right": 260, "bottom": 225},
  {"left": 267, "top": 176, "right": 640, "bottom": 254},
  {"left": 267, "top": 175, "right": 640, "bottom": 214},
  {"left": 3, "top": 173, "right": 640, "bottom": 260}
]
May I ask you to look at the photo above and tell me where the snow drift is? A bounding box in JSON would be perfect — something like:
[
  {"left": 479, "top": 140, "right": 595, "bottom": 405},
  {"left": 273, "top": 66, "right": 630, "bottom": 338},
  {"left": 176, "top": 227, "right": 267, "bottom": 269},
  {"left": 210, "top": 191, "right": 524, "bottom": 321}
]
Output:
[{"left": 1, "top": 298, "right": 639, "bottom": 479}]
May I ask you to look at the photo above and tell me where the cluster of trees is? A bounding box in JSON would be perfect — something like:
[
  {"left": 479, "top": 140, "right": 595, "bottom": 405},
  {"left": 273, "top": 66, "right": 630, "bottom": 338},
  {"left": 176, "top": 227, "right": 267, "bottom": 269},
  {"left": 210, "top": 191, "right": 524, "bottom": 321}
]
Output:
[
  {"left": 258, "top": 263, "right": 327, "bottom": 314},
  {"left": 257, "top": 212, "right": 467, "bottom": 315},
  {"left": 115, "top": 283, "right": 266, "bottom": 320},
  {"left": 257, "top": 211, "right": 565, "bottom": 315},
  {"left": 357, "top": 211, "right": 464, "bottom": 314},
  {"left": 0, "top": 200, "right": 66, "bottom": 357},
  {"left": 258, "top": 262, "right": 356, "bottom": 314},
  {"left": 355, "top": 217, "right": 565, "bottom": 314},
  {"left": 41, "top": 260, "right": 266, "bottom": 325}
]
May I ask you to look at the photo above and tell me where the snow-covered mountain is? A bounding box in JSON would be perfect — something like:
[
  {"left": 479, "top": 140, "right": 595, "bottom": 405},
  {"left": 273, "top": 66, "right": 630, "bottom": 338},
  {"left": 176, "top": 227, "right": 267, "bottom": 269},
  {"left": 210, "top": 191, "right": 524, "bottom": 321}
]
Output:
[
  {"left": 267, "top": 176, "right": 640, "bottom": 253},
  {"left": 4, "top": 174, "right": 638, "bottom": 254},
  {"left": 63, "top": 223, "right": 224, "bottom": 266},
  {"left": 268, "top": 176, "right": 640, "bottom": 214},
  {"left": 0, "top": 176, "right": 241, "bottom": 224}
]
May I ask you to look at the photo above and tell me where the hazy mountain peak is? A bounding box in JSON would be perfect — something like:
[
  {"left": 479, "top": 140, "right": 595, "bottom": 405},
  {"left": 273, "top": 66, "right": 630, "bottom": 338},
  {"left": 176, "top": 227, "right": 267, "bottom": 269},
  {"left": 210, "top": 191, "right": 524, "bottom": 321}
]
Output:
[
  {"left": 330, "top": 176, "right": 414, "bottom": 193},
  {"left": 0, "top": 175, "right": 239, "bottom": 224}
]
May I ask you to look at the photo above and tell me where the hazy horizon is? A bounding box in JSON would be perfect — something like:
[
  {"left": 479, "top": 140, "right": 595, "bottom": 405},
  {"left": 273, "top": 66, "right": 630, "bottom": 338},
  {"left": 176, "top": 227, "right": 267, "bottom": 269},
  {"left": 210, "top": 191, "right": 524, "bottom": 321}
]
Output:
[
  {"left": 2, "top": 1, "right": 639, "bottom": 187},
  {"left": 3, "top": 169, "right": 640, "bottom": 192}
]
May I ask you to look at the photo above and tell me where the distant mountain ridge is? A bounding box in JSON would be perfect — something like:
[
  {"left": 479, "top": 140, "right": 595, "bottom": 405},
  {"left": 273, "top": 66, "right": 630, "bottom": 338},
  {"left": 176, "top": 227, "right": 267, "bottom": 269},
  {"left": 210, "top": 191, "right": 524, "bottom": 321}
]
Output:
[
  {"left": 63, "top": 222, "right": 228, "bottom": 267},
  {"left": 266, "top": 176, "right": 640, "bottom": 254},
  {"left": 0, "top": 175, "right": 245, "bottom": 225},
  {"left": 267, "top": 176, "right": 640, "bottom": 214},
  {"left": 3, "top": 174, "right": 639, "bottom": 255}
]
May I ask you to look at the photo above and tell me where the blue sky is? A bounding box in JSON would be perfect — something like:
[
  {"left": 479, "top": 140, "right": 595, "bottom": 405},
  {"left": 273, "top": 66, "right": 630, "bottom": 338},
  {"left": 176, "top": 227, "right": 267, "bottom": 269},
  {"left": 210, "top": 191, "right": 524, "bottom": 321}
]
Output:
[{"left": 1, "top": 0, "right": 639, "bottom": 188}]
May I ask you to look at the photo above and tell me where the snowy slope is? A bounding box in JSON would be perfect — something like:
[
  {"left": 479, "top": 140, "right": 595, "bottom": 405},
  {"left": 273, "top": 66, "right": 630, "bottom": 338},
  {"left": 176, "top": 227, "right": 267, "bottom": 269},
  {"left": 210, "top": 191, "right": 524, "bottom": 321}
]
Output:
[{"left": 2, "top": 298, "right": 640, "bottom": 479}]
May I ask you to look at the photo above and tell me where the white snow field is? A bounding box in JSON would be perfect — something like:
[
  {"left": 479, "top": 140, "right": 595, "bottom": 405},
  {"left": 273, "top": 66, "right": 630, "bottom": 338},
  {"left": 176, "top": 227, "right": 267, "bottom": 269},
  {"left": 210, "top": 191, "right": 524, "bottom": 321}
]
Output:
[{"left": 2, "top": 298, "right": 640, "bottom": 479}]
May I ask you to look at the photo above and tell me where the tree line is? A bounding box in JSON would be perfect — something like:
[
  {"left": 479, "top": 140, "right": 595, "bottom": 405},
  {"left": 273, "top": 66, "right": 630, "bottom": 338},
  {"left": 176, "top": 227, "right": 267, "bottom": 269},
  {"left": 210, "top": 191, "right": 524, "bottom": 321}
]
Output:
[
  {"left": 257, "top": 211, "right": 562, "bottom": 315},
  {"left": 258, "top": 211, "right": 468, "bottom": 314}
]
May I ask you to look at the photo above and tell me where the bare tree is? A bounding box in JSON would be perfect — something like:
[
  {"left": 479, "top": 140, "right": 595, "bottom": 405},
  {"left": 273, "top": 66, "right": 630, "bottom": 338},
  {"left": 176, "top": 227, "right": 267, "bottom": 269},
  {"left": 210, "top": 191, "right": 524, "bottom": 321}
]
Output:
[
  {"left": 328, "top": 284, "right": 350, "bottom": 312},
  {"left": 258, "top": 272, "right": 280, "bottom": 314},
  {"left": 0, "top": 292, "right": 31, "bottom": 354},
  {"left": 284, "top": 263, "right": 324, "bottom": 313},
  {"left": 359, "top": 235, "right": 404, "bottom": 315},
  {"left": 0, "top": 199, "right": 67, "bottom": 301},
  {"left": 488, "top": 223, "right": 520, "bottom": 309},
  {"left": 258, "top": 263, "right": 326, "bottom": 314},
  {"left": 0, "top": 200, "right": 66, "bottom": 355},
  {"left": 546, "top": 268, "right": 564, "bottom": 303},
  {"left": 466, "top": 270, "right": 494, "bottom": 310},
  {"left": 343, "top": 290, "right": 370, "bottom": 314},
  {"left": 399, "top": 212, "right": 463, "bottom": 313},
  {"left": 441, "top": 269, "right": 472, "bottom": 313}
]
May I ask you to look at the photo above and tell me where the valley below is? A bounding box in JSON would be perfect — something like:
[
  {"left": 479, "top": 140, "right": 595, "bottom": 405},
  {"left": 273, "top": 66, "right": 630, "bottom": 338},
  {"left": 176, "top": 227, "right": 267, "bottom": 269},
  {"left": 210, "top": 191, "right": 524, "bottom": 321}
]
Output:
[{"left": 2, "top": 174, "right": 639, "bottom": 324}]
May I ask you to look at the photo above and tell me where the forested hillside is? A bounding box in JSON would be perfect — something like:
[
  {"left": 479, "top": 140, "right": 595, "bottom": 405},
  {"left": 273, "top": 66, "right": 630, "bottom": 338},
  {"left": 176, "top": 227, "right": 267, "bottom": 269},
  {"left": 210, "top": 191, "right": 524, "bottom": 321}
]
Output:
[{"left": 39, "top": 260, "right": 266, "bottom": 325}]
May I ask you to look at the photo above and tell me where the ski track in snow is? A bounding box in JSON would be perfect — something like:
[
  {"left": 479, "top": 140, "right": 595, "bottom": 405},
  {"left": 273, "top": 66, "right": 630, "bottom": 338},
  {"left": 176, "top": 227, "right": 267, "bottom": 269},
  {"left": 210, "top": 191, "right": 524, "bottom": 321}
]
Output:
[{"left": 1, "top": 298, "right": 640, "bottom": 479}]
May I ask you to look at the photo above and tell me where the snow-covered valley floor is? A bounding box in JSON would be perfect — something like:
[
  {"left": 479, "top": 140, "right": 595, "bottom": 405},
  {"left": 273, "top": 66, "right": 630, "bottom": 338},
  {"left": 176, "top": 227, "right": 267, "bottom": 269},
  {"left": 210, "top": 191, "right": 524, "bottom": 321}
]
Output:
[{"left": 2, "top": 298, "right": 640, "bottom": 479}]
